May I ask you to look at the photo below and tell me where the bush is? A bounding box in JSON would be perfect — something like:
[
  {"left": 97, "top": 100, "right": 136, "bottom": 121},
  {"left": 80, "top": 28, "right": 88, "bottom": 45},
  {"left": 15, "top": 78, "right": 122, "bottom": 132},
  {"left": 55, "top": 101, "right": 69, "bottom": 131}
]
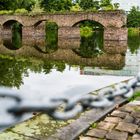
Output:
[
  {"left": 128, "top": 28, "right": 140, "bottom": 35},
  {"left": 80, "top": 26, "right": 93, "bottom": 37},
  {"left": 15, "top": 8, "right": 28, "bottom": 14},
  {"left": 0, "top": 10, "right": 13, "bottom": 15},
  {"left": 70, "top": 3, "right": 82, "bottom": 12}
]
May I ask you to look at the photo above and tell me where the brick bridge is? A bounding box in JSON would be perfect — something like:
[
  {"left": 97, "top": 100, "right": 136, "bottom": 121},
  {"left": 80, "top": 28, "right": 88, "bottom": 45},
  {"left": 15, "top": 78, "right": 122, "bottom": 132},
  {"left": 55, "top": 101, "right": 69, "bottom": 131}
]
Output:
[{"left": 0, "top": 10, "right": 127, "bottom": 40}]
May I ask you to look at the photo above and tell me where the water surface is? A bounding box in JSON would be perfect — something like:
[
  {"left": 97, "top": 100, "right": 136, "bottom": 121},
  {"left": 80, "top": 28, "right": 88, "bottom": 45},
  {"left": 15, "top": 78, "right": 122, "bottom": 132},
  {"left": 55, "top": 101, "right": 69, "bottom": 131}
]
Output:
[{"left": 0, "top": 29, "right": 139, "bottom": 138}]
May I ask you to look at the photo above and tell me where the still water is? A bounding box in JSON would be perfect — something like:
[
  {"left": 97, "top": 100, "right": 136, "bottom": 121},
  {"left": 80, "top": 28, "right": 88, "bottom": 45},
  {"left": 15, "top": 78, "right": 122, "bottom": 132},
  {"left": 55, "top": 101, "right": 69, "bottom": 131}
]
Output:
[
  {"left": 0, "top": 31, "right": 140, "bottom": 99},
  {"left": 0, "top": 30, "right": 139, "bottom": 137}
]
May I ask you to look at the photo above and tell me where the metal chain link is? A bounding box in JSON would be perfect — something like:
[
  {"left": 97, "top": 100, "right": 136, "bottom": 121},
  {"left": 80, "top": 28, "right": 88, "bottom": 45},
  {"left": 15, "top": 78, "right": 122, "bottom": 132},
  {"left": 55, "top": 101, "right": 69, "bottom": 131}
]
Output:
[{"left": 0, "top": 73, "right": 140, "bottom": 128}]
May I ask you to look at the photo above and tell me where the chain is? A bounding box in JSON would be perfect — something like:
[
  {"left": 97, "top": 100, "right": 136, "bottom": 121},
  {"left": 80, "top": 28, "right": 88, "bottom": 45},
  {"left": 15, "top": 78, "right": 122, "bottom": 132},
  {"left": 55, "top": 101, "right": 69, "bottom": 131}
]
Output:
[{"left": 0, "top": 73, "right": 140, "bottom": 128}]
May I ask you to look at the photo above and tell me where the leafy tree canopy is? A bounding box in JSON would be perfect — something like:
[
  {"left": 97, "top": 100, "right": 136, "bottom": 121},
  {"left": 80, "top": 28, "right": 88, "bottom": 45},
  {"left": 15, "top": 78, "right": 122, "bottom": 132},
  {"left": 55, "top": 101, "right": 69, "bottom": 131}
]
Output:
[
  {"left": 40, "top": 0, "right": 72, "bottom": 12},
  {"left": 0, "top": 0, "right": 35, "bottom": 11},
  {"left": 127, "top": 6, "right": 140, "bottom": 27},
  {"left": 79, "top": 0, "right": 100, "bottom": 11}
]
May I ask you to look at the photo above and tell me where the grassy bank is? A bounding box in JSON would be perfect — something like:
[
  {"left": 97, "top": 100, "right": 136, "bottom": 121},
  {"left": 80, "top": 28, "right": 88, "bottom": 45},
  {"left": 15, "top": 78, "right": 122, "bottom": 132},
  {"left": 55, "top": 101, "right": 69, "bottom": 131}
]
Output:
[{"left": 128, "top": 28, "right": 140, "bottom": 36}]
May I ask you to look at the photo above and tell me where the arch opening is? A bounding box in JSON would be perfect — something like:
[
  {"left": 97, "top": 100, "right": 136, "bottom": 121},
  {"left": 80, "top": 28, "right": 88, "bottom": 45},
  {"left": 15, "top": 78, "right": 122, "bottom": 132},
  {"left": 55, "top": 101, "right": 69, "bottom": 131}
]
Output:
[
  {"left": 72, "top": 20, "right": 104, "bottom": 58},
  {"left": 2, "top": 20, "right": 23, "bottom": 50},
  {"left": 72, "top": 20, "right": 104, "bottom": 29},
  {"left": 33, "top": 21, "right": 58, "bottom": 53},
  {"left": 3, "top": 20, "right": 23, "bottom": 30}
]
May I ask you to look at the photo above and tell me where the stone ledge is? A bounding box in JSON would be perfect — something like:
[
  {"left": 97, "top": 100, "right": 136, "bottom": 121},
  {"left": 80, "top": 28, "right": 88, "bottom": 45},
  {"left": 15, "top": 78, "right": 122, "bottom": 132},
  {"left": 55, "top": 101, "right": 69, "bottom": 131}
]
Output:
[{"left": 47, "top": 99, "right": 127, "bottom": 140}]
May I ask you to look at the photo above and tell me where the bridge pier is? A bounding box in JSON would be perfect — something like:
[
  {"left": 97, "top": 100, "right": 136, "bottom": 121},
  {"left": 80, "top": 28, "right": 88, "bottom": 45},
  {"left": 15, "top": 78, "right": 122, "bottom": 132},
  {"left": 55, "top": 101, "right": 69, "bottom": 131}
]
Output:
[
  {"left": 58, "top": 27, "right": 80, "bottom": 38},
  {"left": 22, "top": 26, "right": 36, "bottom": 37},
  {"left": 104, "top": 27, "right": 128, "bottom": 41}
]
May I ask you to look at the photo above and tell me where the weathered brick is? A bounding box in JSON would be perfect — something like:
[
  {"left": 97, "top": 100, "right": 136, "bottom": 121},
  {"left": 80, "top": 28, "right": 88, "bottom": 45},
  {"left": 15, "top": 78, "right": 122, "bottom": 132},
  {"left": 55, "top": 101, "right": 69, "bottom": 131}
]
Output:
[
  {"left": 104, "top": 117, "right": 122, "bottom": 124},
  {"left": 97, "top": 121, "right": 116, "bottom": 131},
  {"left": 119, "top": 105, "right": 136, "bottom": 113},
  {"left": 116, "top": 122, "right": 138, "bottom": 134},
  {"left": 124, "top": 115, "right": 134, "bottom": 123},
  {"left": 111, "top": 110, "right": 128, "bottom": 118},
  {"left": 86, "top": 128, "right": 107, "bottom": 139},
  {"left": 131, "top": 112, "right": 140, "bottom": 118},
  {"left": 106, "top": 130, "right": 128, "bottom": 140},
  {"left": 134, "top": 118, "right": 140, "bottom": 126}
]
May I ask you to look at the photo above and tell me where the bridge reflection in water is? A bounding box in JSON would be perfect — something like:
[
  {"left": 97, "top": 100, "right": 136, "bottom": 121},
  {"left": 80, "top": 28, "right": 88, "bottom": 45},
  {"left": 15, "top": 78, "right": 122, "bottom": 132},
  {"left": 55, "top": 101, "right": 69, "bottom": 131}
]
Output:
[
  {"left": 0, "top": 36, "right": 126, "bottom": 69},
  {"left": 0, "top": 32, "right": 140, "bottom": 78}
]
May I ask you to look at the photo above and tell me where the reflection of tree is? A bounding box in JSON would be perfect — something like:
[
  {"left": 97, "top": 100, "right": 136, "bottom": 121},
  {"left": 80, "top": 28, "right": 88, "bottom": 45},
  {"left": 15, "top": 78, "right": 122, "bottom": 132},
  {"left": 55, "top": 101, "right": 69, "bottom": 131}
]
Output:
[
  {"left": 43, "top": 61, "right": 54, "bottom": 74},
  {"left": 12, "top": 23, "right": 22, "bottom": 49},
  {"left": 54, "top": 62, "right": 66, "bottom": 72},
  {"left": 32, "top": 22, "right": 58, "bottom": 54},
  {"left": 128, "top": 33, "right": 140, "bottom": 54},
  {"left": 43, "top": 61, "right": 66, "bottom": 74},
  {"left": 45, "top": 22, "right": 58, "bottom": 53},
  {"left": 3, "top": 22, "right": 22, "bottom": 50},
  {"left": 0, "top": 56, "right": 30, "bottom": 88},
  {"left": 0, "top": 55, "right": 66, "bottom": 88},
  {"left": 73, "top": 30, "right": 103, "bottom": 58}
]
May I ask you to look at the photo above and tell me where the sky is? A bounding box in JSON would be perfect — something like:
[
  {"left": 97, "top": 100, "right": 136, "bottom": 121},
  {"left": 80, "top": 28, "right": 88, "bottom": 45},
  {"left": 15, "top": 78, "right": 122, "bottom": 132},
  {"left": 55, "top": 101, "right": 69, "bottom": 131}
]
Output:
[{"left": 113, "top": 0, "right": 140, "bottom": 11}]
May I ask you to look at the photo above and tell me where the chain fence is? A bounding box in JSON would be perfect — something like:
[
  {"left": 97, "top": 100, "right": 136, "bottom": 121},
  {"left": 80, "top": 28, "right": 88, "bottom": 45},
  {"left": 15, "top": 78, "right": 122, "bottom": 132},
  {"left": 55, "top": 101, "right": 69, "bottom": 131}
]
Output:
[{"left": 0, "top": 73, "right": 140, "bottom": 128}]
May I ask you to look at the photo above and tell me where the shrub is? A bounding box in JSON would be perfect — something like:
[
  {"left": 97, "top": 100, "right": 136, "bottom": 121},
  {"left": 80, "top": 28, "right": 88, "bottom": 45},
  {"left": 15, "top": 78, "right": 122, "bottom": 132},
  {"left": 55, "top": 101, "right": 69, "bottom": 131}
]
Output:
[
  {"left": 80, "top": 26, "right": 93, "bottom": 37},
  {"left": 0, "top": 10, "right": 13, "bottom": 15},
  {"left": 15, "top": 8, "right": 28, "bottom": 14}
]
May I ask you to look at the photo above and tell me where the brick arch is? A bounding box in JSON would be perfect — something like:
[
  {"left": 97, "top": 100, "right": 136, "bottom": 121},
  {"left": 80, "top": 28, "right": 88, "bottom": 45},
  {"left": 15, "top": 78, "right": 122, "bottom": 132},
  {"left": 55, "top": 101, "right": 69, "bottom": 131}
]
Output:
[
  {"left": 3, "top": 20, "right": 23, "bottom": 29},
  {"left": 1, "top": 17, "right": 25, "bottom": 26},
  {"left": 33, "top": 19, "right": 59, "bottom": 28},
  {"left": 72, "top": 19, "right": 104, "bottom": 28},
  {"left": 34, "top": 20, "right": 47, "bottom": 27}
]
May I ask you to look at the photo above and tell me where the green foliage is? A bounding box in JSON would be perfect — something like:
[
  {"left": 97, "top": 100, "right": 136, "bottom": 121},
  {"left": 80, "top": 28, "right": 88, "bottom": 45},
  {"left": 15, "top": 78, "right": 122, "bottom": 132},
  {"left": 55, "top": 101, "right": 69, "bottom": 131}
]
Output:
[
  {"left": 128, "top": 28, "right": 140, "bottom": 54},
  {"left": 128, "top": 28, "right": 140, "bottom": 35},
  {"left": 80, "top": 26, "right": 93, "bottom": 37},
  {"left": 0, "top": 0, "right": 120, "bottom": 14},
  {"left": 113, "top": 3, "right": 119, "bottom": 10},
  {"left": 100, "top": 0, "right": 114, "bottom": 10},
  {"left": 91, "top": 123, "right": 97, "bottom": 128},
  {"left": 31, "top": 0, "right": 45, "bottom": 14},
  {"left": 0, "top": 0, "right": 12, "bottom": 10},
  {"left": 45, "top": 22, "right": 58, "bottom": 53},
  {"left": 73, "top": 30, "right": 103, "bottom": 58},
  {"left": 41, "top": 0, "right": 72, "bottom": 12},
  {"left": 15, "top": 8, "right": 28, "bottom": 14},
  {"left": 0, "top": 54, "right": 66, "bottom": 88},
  {"left": 12, "top": 23, "right": 22, "bottom": 49},
  {"left": 79, "top": 0, "right": 100, "bottom": 11},
  {"left": 0, "top": 10, "right": 13, "bottom": 15},
  {"left": 70, "top": 3, "right": 82, "bottom": 12},
  {"left": 127, "top": 6, "right": 140, "bottom": 28},
  {"left": 0, "top": 0, "right": 35, "bottom": 11},
  {"left": 128, "top": 92, "right": 140, "bottom": 101},
  {"left": 0, "top": 55, "right": 30, "bottom": 88}
]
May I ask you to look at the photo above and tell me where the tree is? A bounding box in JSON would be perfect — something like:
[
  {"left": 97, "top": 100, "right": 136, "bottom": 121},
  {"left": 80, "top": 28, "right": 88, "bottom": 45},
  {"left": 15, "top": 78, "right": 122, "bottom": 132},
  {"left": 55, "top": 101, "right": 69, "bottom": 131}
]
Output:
[
  {"left": 127, "top": 6, "right": 140, "bottom": 27},
  {"left": 0, "top": 0, "right": 13, "bottom": 10},
  {"left": 79, "top": 0, "right": 100, "bottom": 11},
  {"left": 31, "top": 0, "right": 44, "bottom": 13},
  {"left": 0, "top": 0, "right": 35, "bottom": 11},
  {"left": 100, "top": 0, "right": 114, "bottom": 10},
  {"left": 40, "top": 0, "right": 72, "bottom": 12},
  {"left": 114, "top": 3, "right": 120, "bottom": 10}
]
